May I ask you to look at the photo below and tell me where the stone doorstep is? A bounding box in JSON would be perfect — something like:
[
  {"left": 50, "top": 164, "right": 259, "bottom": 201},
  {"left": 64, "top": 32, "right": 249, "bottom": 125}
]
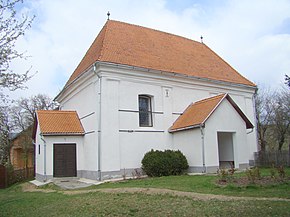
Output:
[
  {"left": 30, "top": 177, "right": 103, "bottom": 190},
  {"left": 79, "top": 178, "right": 103, "bottom": 185},
  {"left": 30, "top": 179, "right": 52, "bottom": 187},
  {"left": 188, "top": 173, "right": 207, "bottom": 176}
]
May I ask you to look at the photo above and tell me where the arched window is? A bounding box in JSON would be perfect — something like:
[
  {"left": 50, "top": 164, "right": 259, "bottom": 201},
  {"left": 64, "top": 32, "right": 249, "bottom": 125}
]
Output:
[{"left": 138, "top": 95, "right": 153, "bottom": 127}]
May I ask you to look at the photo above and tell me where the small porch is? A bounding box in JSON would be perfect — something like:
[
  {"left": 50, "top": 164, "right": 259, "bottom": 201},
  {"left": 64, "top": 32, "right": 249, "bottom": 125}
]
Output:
[{"left": 217, "top": 132, "right": 235, "bottom": 169}]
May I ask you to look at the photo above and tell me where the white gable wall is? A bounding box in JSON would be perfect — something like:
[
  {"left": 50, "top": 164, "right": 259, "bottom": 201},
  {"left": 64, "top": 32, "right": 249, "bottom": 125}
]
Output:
[
  {"left": 204, "top": 99, "right": 250, "bottom": 171},
  {"left": 171, "top": 99, "right": 251, "bottom": 173}
]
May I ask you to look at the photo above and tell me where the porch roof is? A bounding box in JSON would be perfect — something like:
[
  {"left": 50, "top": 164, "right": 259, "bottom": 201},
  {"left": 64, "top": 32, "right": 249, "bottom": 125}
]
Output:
[
  {"left": 35, "top": 110, "right": 85, "bottom": 136},
  {"left": 169, "top": 93, "right": 254, "bottom": 133}
]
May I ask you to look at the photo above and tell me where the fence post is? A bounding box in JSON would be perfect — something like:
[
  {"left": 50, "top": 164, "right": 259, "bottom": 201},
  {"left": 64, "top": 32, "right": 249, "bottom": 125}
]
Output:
[
  {"left": 0, "top": 165, "right": 7, "bottom": 189},
  {"left": 254, "top": 150, "right": 289, "bottom": 167},
  {"left": 288, "top": 143, "right": 290, "bottom": 167},
  {"left": 5, "top": 167, "right": 7, "bottom": 188}
]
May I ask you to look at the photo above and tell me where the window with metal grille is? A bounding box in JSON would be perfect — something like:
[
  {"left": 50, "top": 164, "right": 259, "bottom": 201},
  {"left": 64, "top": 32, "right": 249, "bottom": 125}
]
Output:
[{"left": 139, "top": 95, "right": 153, "bottom": 127}]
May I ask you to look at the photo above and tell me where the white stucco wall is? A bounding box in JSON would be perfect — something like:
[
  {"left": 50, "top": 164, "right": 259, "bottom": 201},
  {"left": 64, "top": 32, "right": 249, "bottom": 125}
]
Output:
[
  {"left": 204, "top": 99, "right": 250, "bottom": 169},
  {"left": 35, "top": 124, "right": 44, "bottom": 176},
  {"left": 35, "top": 135, "right": 84, "bottom": 178},
  {"left": 58, "top": 72, "right": 100, "bottom": 173},
  {"left": 54, "top": 63, "right": 257, "bottom": 178},
  {"left": 172, "top": 129, "right": 203, "bottom": 168}
]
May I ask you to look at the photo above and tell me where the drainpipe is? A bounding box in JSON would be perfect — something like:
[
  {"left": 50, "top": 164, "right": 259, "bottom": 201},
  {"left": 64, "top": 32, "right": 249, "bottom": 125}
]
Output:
[
  {"left": 200, "top": 124, "right": 206, "bottom": 173},
  {"left": 40, "top": 134, "right": 47, "bottom": 182},
  {"left": 94, "top": 63, "right": 102, "bottom": 181},
  {"left": 252, "top": 90, "right": 259, "bottom": 150}
]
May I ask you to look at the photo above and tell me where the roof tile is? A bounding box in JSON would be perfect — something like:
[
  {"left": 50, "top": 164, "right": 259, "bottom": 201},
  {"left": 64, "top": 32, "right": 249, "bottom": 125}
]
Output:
[
  {"left": 169, "top": 93, "right": 253, "bottom": 132},
  {"left": 169, "top": 94, "right": 225, "bottom": 132},
  {"left": 65, "top": 20, "right": 256, "bottom": 87},
  {"left": 36, "top": 110, "right": 84, "bottom": 135}
]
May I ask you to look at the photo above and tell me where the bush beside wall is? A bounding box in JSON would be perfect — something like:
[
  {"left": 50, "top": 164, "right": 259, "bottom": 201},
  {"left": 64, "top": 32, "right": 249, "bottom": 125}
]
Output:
[{"left": 141, "top": 149, "right": 189, "bottom": 177}]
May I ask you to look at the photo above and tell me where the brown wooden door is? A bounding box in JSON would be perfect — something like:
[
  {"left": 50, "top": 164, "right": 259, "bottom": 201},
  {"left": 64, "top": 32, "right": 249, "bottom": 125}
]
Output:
[{"left": 53, "top": 144, "right": 76, "bottom": 177}]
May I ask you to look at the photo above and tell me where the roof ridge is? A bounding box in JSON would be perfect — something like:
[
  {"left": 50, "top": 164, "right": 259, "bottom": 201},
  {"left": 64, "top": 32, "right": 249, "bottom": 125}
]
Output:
[
  {"left": 37, "top": 110, "right": 76, "bottom": 113},
  {"left": 98, "top": 20, "right": 110, "bottom": 60},
  {"left": 193, "top": 93, "right": 225, "bottom": 105},
  {"left": 201, "top": 94, "right": 227, "bottom": 125},
  {"left": 109, "top": 19, "right": 202, "bottom": 46}
]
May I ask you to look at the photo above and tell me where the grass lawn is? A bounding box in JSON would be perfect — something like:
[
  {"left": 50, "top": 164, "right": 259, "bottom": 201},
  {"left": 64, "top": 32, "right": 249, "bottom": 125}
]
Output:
[
  {"left": 0, "top": 186, "right": 289, "bottom": 217},
  {"left": 0, "top": 168, "right": 289, "bottom": 217},
  {"left": 95, "top": 168, "right": 290, "bottom": 199}
]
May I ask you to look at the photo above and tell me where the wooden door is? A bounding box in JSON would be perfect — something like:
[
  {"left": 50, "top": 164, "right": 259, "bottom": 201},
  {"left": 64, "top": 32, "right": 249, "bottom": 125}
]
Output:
[{"left": 53, "top": 144, "right": 76, "bottom": 177}]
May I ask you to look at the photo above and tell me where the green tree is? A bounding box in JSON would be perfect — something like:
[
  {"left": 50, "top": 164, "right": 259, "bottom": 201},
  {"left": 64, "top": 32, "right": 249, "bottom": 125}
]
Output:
[{"left": 0, "top": 106, "right": 13, "bottom": 165}]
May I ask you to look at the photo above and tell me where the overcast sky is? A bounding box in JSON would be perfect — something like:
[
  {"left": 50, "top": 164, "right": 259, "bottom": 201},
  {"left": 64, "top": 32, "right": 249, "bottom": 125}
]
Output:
[{"left": 7, "top": 0, "right": 290, "bottom": 100}]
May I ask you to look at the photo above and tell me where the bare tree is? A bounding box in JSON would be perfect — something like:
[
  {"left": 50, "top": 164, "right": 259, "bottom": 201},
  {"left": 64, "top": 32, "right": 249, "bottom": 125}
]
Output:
[
  {"left": 285, "top": 74, "right": 290, "bottom": 89},
  {"left": 0, "top": 94, "right": 57, "bottom": 166},
  {"left": 11, "top": 94, "right": 57, "bottom": 131},
  {"left": 271, "top": 88, "right": 290, "bottom": 151},
  {"left": 0, "top": 0, "right": 34, "bottom": 91},
  {"left": 255, "top": 87, "right": 275, "bottom": 152},
  {"left": 256, "top": 84, "right": 290, "bottom": 152}
]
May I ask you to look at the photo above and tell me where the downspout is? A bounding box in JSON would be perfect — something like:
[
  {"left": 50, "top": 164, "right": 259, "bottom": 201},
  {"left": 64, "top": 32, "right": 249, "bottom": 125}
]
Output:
[
  {"left": 94, "top": 63, "right": 102, "bottom": 181},
  {"left": 252, "top": 90, "right": 259, "bottom": 150},
  {"left": 200, "top": 124, "right": 206, "bottom": 173},
  {"left": 32, "top": 142, "right": 36, "bottom": 178},
  {"left": 40, "top": 134, "right": 47, "bottom": 182}
]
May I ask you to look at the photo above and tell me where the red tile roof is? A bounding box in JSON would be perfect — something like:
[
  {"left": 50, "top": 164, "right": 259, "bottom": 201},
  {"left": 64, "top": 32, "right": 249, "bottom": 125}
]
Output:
[
  {"left": 36, "top": 110, "right": 84, "bottom": 135},
  {"left": 169, "top": 94, "right": 253, "bottom": 132},
  {"left": 65, "top": 20, "right": 256, "bottom": 88}
]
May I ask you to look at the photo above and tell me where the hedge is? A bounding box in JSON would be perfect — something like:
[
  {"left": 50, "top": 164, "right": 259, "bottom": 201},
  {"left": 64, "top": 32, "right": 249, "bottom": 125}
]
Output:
[{"left": 141, "top": 149, "right": 189, "bottom": 177}]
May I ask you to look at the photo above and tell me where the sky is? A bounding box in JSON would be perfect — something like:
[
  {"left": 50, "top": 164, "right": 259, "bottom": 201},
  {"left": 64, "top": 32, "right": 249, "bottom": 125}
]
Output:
[{"left": 7, "top": 0, "right": 290, "bottom": 100}]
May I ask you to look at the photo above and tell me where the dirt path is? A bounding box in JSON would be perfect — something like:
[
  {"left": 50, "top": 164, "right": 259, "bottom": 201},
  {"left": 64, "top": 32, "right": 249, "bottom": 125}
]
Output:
[
  {"left": 21, "top": 183, "right": 290, "bottom": 202},
  {"left": 21, "top": 183, "right": 56, "bottom": 193}
]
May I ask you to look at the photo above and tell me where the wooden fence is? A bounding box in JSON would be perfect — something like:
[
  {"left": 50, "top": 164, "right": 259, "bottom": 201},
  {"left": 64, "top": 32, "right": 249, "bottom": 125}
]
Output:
[
  {"left": 254, "top": 150, "right": 290, "bottom": 167},
  {"left": 0, "top": 166, "right": 35, "bottom": 189},
  {"left": 0, "top": 165, "right": 7, "bottom": 189}
]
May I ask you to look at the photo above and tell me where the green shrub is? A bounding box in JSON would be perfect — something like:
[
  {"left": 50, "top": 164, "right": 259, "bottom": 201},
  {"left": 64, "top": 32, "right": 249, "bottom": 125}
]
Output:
[{"left": 141, "top": 149, "right": 189, "bottom": 177}]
